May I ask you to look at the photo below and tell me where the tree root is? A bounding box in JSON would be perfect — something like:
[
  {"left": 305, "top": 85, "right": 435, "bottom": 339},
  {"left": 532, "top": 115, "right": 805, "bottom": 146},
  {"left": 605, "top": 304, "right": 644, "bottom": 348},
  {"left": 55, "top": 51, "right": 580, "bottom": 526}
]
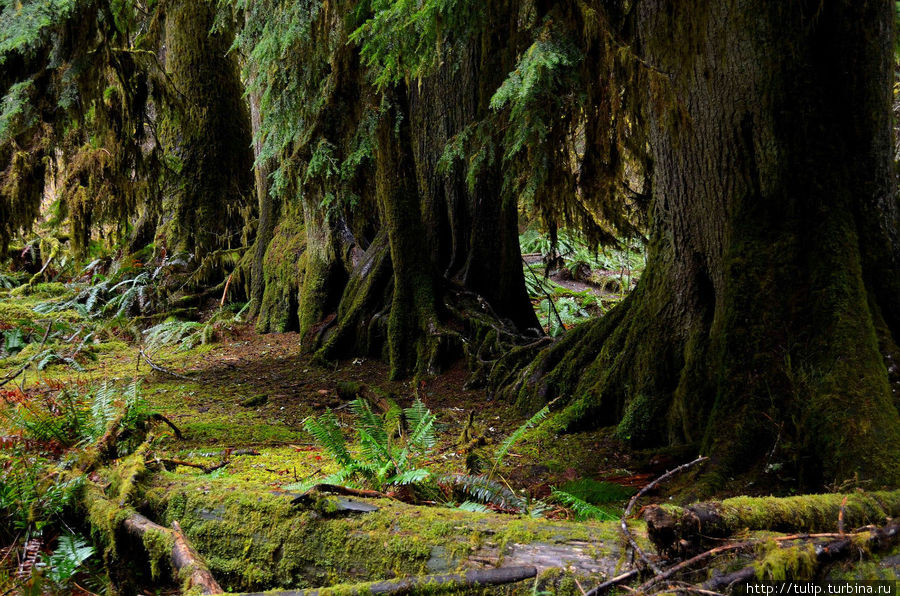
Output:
[
  {"left": 230, "top": 566, "right": 537, "bottom": 595},
  {"left": 643, "top": 489, "right": 900, "bottom": 557}
]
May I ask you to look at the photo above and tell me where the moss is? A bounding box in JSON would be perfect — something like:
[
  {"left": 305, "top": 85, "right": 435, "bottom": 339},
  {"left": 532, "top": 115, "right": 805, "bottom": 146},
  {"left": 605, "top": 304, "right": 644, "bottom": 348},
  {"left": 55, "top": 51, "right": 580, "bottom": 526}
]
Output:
[
  {"left": 715, "top": 491, "right": 900, "bottom": 534},
  {"left": 140, "top": 475, "right": 626, "bottom": 592},
  {"left": 142, "top": 526, "right": 175, "bottom": 580},
  {"left": 257, "top": 207, "right": 306, "bottom": 334},
  {"left": 754, "top": 541, "right": 818, "bottom": 580}
]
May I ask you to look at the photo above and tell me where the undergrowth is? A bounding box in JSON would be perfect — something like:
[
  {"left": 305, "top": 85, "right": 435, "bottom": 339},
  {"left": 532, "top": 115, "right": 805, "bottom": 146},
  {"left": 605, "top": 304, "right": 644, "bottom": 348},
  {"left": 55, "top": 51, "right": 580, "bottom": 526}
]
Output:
[{"left": 290, "top": 395, "right": 627, "bottom": 520}]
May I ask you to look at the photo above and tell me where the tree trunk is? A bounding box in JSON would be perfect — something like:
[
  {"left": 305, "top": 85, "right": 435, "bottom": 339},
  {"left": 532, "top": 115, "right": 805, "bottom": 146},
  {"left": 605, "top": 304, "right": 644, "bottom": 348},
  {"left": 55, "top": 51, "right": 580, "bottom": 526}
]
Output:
[
  {"left": 159, "top": 0, "right": 253, "bottom": 258},
  {"left": 501, "top": 0, "right": 900, "bottom": 489},
  {"left": 248, "top": 85, "right": 275, "bottom": 319},
  {"left": 309, "top": 14, "right": 541, "bottom": 379}
]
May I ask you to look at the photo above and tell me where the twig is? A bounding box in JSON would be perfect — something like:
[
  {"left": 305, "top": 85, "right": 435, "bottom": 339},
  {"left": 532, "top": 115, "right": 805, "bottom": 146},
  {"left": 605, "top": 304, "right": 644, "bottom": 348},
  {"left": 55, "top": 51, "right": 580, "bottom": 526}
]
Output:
[
  {"left": 220, "top": 272, "right": 233, "bottom": 307},
  {"left": 138, "top": 347, "right": 194, "bottom": 380},
  {"left": 303, "top": 483, "right": 394, "bottom": 500},
  {"left": 584, "top": 570, "right": 640, "bottom": 596},
  {"left": 838, "top": 495, "right": 848, "bottom": 535},
  {"left": 621, "top": 455, "right": 708, "bottom": 576},
  {"left": 150, "top": 413, "right": 183, "bottom": 439},
  {"left": 0, "top": 323, "right": 52, "bottom": 387},
  {"left": 642, "top": 526, "right": 895, "bottom": 592},
  {"left": 150, "top": 458, "right": 227, "bottom": 474}
]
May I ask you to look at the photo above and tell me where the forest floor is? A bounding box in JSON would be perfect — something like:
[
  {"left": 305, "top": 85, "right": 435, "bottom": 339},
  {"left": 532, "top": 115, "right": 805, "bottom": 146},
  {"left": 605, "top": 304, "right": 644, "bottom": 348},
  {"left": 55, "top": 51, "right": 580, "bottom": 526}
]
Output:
[{"left": 3, "top": 288, "right": 899, "bottom": 594}]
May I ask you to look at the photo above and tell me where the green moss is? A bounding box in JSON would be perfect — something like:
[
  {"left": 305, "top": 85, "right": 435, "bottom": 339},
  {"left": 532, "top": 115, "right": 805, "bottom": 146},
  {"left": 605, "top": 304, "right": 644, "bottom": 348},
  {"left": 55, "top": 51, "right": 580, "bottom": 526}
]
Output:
[
  {"left": 142, "top": 526, "right": 175, "bottom": 580},
  {"left": 754, "top": 541, "right": 818, "bottom": 580},
  {"left": 140, "top": 475, "right": 626, "bottom": 592},
  {"left": 715, "top": 490, "right": 900, "bottom": 534},
  {"left": 257, "top": 207, "right": 306, "bottom": 334}
]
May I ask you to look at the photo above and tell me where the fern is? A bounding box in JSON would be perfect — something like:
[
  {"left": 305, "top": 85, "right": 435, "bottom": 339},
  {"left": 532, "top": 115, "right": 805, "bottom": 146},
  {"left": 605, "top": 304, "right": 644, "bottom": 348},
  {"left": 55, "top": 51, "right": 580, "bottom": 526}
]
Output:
[
  {"left": 302, "top": 409, "right": 354, "bottom": 468},
  {"left": 439, "top": 473, "right": 524, "bottom": 510},
  {"left": 550, "top": 488, "right": 618, "bottom": 521},
  {"left": 44, "top": 533, "right": 94, "bottom": 589},
  {"left": 490, "top": 404, "right": 550, "bottom": 478}
]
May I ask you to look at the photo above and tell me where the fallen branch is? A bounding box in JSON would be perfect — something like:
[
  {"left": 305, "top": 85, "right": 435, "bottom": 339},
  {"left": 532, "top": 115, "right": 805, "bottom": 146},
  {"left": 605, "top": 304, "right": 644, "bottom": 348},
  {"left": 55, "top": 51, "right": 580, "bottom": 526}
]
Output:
[
  {"left": 584, "top": 569, "right": 640, "bottom": 596},
  {"left": 138, "top": 347, "right": 194, "bottom": 380},
  {"left": 149, "top": 458, "right": 228, "bottom": 474},
  {"left": 292, "top": 483, "right": 396, "bottom": 503},
  {"left": 149, "top": 413, "right": 183, "bottom": 439},
  {"left": 231, "top": 565, "right": 538, "bottom": 595},
  {"left": 621, "top": 455, "right": 708, "bottom": 575},
  {"left": 701, "top": 519, "right": 900, "bottom": 592},
  {"left": 643, "top": 488, "right": 900, "bottom": 556},
  {"left": 123, "top": 513, "right": 222, "bottom": 595}
]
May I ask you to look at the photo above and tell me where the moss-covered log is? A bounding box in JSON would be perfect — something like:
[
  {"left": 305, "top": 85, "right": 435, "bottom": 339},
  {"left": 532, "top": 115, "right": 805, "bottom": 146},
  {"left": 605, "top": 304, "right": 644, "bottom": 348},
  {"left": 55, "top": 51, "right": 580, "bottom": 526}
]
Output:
[
  {"left": 499, "top": 0, "right": 900, "bottom": 490},
  {"left": 139, "top": 476, "right": 640, "bottom": 594},
  {"left": 643, "top": 490, "right": 900, "bottom": 557}
]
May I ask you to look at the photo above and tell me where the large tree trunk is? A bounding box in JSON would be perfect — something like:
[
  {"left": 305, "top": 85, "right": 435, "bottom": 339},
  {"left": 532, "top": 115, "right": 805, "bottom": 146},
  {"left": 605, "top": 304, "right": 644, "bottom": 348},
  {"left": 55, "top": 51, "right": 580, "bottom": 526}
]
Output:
[
  {"left": 159, "top": 0, "right": 253, "bottom": 258},
  {"left": 272, "top": 4, "right": 541, "bottom": 378},
  {"left": 501, "top": 0, "right": 900, "bottom": 489}
]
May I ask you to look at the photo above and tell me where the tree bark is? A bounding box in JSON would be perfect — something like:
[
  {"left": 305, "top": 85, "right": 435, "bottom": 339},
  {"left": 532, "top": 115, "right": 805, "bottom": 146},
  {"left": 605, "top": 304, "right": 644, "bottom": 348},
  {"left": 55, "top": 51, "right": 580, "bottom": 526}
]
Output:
[
  {"left": 159, "top": 0, "right": 253, "bottom": 258},
  {"left": 502, "top": 0, "right": 900, "bottom": 488}
]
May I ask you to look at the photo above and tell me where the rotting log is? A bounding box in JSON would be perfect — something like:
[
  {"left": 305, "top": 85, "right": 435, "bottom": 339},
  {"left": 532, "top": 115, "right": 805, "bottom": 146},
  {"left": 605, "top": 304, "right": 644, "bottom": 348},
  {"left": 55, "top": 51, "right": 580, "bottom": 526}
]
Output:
[
  {"left": 701, "top": 519, "right": 900, "bottom": 589},
  {"left": 140, "top": 476, "right": 643, "bottom": 594},
  {"left": 122, "top": 513, "right": 223, "bottom": 594},
  {"left": 643, "top": 490, "right": 900, "bottom": 556},
  {"left": 231, "top": 566, "right": 538, "bottom": 595}
]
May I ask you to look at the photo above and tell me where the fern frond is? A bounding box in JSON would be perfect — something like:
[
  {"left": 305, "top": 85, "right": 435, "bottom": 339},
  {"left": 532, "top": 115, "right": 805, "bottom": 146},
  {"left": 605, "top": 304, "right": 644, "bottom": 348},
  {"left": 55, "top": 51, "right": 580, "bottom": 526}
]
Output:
[
  {"left": 302, "top": 410, "right": 354, "bottom": 468},
  {"left": 550, "top": 488, "right": 618, "bottom": 521},
  {"left": 491, "top": 405, "right": 550, "bottom": 477},
  {"left": 405, "top": 399, "right": 437, "bottom": 451},
  {"left": 350, "top": 398, "right": 388, "bottom": 447},
  {"left": 386, "top": 468, "right": 431, "bottom": 486},
  {"left": 439, "top": 473, "right": 524, "bottom": 510}
]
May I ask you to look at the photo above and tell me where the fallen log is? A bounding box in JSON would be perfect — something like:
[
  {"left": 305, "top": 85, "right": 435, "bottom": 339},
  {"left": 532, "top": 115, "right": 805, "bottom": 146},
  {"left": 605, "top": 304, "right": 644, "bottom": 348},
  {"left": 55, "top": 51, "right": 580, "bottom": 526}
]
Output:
[
  {"left": 643, "top": 490, "right": 900, "bottom": 556},
  {"left": 122, "top": 513, "right": 223, "bottom": 594},
  {"left": 701, "top": 519, "right": 900, "bottom": 590},
  {"left": 232, "top": 566, "right": 537, "bottom": 595},
  {"left": 140, "top": 475, "right": 643, "bottom": 593}
]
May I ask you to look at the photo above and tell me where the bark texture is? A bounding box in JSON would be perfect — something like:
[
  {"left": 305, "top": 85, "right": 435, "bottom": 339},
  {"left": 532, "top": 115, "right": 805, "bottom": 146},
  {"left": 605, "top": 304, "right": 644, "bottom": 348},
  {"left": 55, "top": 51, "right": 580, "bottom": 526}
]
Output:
[
  {"left": 159, "top": 0, "right": 253, "bottom": 257},
  {"left": 501, "top": 0, "right": 900, "bottom": 488}
]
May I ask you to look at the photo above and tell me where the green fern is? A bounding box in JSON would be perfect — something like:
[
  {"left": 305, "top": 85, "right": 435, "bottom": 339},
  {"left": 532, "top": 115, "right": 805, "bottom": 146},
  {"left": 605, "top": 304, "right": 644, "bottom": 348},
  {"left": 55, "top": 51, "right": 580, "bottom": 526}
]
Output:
[
  {"left": 550, "top": 488, "right": 618, "bottom": 521},
  {"left": 439, "top": 473, "right": 524, "bottom": 510},
  {"left": 490, "top": 404, "right": 550, "bottom": 478}
]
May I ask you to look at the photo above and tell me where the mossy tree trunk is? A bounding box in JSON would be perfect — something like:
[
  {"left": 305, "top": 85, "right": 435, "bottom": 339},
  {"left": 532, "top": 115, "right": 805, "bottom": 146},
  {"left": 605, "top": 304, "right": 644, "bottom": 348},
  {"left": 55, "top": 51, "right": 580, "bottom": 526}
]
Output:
[
  {"left": 159, "top": 0, "right": 253, "bottom": 259},
  {"left": 501, "top": 0, "right": 900, "bottom": 488},
  {"left": 269, "top": 6, "right": 540, "bottom": 378}
]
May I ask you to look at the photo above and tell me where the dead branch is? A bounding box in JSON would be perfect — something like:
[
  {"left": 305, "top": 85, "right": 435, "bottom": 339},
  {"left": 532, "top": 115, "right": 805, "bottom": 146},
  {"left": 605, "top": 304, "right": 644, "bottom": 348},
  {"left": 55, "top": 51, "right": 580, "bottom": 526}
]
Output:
[
  {"left": 0, "top": 323, "right": 52, "bottom": 387},
  {"left": 123, "top": 513, "right": 222, "bottom": 594},
  {"left": 643, "top": 489, "right": 900, "bottom": 556},
  {"left": 700, "top": 519, "right": 900, "bottom": 592},
  {"left": 148, "top": 458, "right": 228, "bottom": 474},
  {"left": 149, "top": 413, "right": 183, "bottom": 439},
  {"left": 138, "top": 347, "right": 194, "bottom": 380},
  {"left": 621, "top": 455, "right": 708, "bottom": 575}
]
